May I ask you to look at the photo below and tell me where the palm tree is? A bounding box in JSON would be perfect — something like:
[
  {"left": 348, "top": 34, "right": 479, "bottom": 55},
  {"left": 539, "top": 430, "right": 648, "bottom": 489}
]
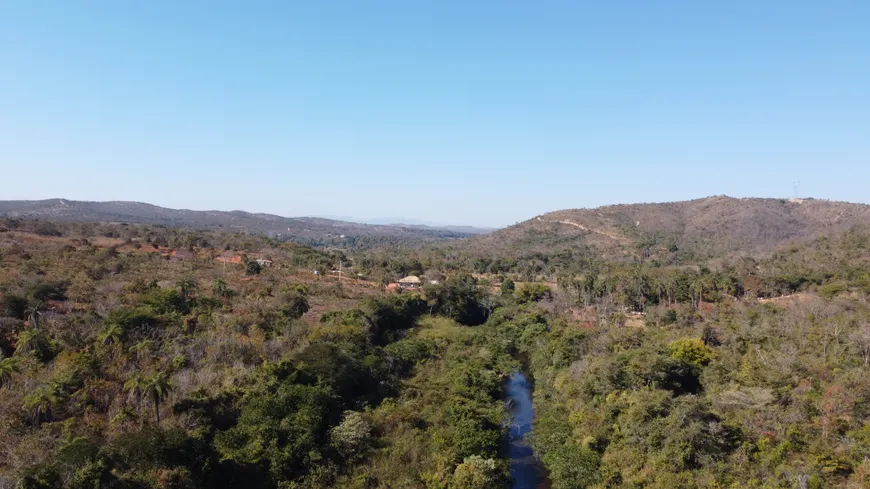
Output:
[
  {"left": 212, "top": 279, "right": 233, "bottom": 303},
  {"left": 715, "top": 273, "right": 742, "bottom": 299},
  {"left": 629, "top": 270, "right": 650, "bottom": 312},
  {"left": 25, "top": 386, "right": 58, "bottom": 427},
  {"left": 652, "top": 276, "right": 665, "bottom": 306},
  {"left": 97, "top": 323, "right": 124, "bottom": 346},
  {"left": 25, "top": 300, "right": 45, "bottom": 329},
  {"left": 142, "top": 373, "right": 173, "bottom": 426},
  {"left": 124, "top": 374, "right": 147, "bottom": 424},
  {"left": 581, "top": 274, "right": 597, "bottom": 307},
  {"left": 0, "top": 357, "right": 19, "bottom": 389},
  {"left": 689, "top": 275, "right": 706, "bottom": 310},
  {"left": 177, "top": 279, "right": 197, "bottom": 301},
  {"left": 128, "top": 340, "right": 153, "bottom": 361},
  {"left": 660, "top": 275, "right": 676, "bottom": 306},
  {"left": 125, "top": 373, "right": 172, "bottom": 425},
  {"left": 594, "top": 275, "right": 611, "bottom": 303},
  {"left": 124, "top": 374, "right": 146, "bottom": 400},
  {"left": 15, "top": 329, "right": 50, "bottom": 358}
]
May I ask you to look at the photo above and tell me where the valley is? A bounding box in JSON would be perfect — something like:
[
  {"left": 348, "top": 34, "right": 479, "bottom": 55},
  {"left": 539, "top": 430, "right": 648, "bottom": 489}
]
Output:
[
  {"left": 1, "top": 196, "right": 870, "bottom": 488},
  {"left": 5, "top": 2, "right": 865, "bottom": 487}
]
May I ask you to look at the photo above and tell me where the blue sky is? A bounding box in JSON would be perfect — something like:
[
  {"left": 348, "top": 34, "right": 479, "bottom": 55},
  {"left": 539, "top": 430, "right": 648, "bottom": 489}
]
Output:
[{"left": 1, "top": 1, "right": 868, "bottom": 227}]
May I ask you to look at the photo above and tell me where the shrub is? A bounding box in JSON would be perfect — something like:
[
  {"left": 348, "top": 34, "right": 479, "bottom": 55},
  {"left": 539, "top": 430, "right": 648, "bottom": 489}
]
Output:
[
  {"left": 69, "top": 459, "right": 114, "bottom": 489},
  {"left": 245, "top": 261, "right": 261, "bottom": 275},
  {"left": 500, "top": 279, "right": 515, "bottom": 296},
  {"left": 141, "top": 288, "right": 189, "bottom": 315},
  {"left": 330, "top": 411, "right": 372, "bottom": 460},
  {"left": 452, "top": 417, "right": 502, "bottom": 459},
  {"left": 818, "top": 282, "right": 846, "bottom": 299},
  {"left": 668, "top": 338, "right": 714, "bottom": 368},
  {"left": 384, "top": 338, "right": 434, "bottom": 373},
  {"left": 1, "top": 293, "right": 29, "bottom": 319},
  {"left": 215, "top": 379, "right": 336, "bottom": 480},
  {"left": 452, "top": 455, "right": 509, "bottom": 489},
  {"left": 26, "top": 282, "right": 67, "bottom": 302},
  {"left": 542, "top": 441, "right": 600, "bottom": 489},
  {"left": 515, "top": 283, "right": 552, "bottom": 303},
  {"left": 280, "top": 291, "right": 309, "bottom": 320}
]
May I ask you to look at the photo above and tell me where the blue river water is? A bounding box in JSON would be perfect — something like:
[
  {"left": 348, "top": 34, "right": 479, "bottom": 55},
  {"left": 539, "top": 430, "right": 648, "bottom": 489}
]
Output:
[{"left": 504, "top": 371, "right": 551, "bottom": 489}]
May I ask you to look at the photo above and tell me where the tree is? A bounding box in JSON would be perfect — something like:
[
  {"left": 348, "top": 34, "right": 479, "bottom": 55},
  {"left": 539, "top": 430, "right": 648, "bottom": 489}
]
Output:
[
  {"left": 651, "top": 276, "right": 665, "bottom": 306},
  {"left": 140, "top": 288, "right": 189, "bottom": 315},
  {"left": 25, "top": 300, "right": 45, "bottom": 329},
  {"left": 25, "top": 386, "right": 58, "bottom": 427},
  {"left": 124, "top": 374, "right": 146, "bottom": 403},
  {"left": 541, "top": 441, "right": 600, "bottom": 489},
  {"left": 280, "top": 291, "right": 309, "bottom": 320},
  {"left": 97, "top": 323, "right": 124, "bottom": 346},
  {"left": 424, "top": 274, "right": 489, "bottom": 325},
  {"left": 689, "top": 275, "right": 706, "bottom": 309},
  {"left": 129, "top": 340, "right": 153, "bottom": 361},
  {"left": 660, "top": 274, "right": 676, "bottom": 306},
  {"left": 126, "top": 373, "right": 173, "bottom": 426},
  {"left": 581, "top": 273, "right": 597, "bottom": 307},
  {"left": 851, "top": 322, "right": 870, "bottom": 367},
  {"left": 245, "top": 260, "right": 261, "bottom": 276},
  {"left": 668, "top": 338, "right": 714, "bottom": 368},
  {"left": 516, "top": 283, "right": 553, "bottom": 304},
  {"left": 500, "top": 278, "right": 515, "bottom": 296},
  {"left": 452, "top": 456, "right": 509, "bottom": 489},
  {"left": 626, "top": 271, "right": 650, "bottom": 312},
  {"left": 176, "top": 279, "right": 197, "bottom": 301},
  {"left": 15, "top": 329, "right": 53, "bottom": 361},
  {"left": 330, "top": 411, "right": 372, "bottom": 460},
  {"left": 142, "top": 373, "right": 173, "bottom": 426},
  {"left": 215, "top": 370, "right": 337, "bottom": 480},
  {"left": 0, "top": 293, "right": 28, "bottom": 319},
  {"left": 0, "top": 357, "right": 18, "bottom": 389},
  {"left": 212, "top": 279, "right": 234, "bottom": 303}
]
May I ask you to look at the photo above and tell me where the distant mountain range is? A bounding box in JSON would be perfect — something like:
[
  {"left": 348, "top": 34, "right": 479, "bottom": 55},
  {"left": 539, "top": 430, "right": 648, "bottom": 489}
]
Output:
[
  {"left": 313, "top": 215, "right": 494, "bottom": 235},
  {"left": 0, "top": 199, "right": 491, "bottom": 245},
  {"left": 459, "top": 196, "right": 870, "bottom": 262},
  {"left": 5, "top": 197, "right": 869, "bottom": 261}
]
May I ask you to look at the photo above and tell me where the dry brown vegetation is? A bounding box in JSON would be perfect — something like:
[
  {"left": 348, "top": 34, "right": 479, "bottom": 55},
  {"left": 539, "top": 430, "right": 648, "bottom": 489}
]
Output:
[{"left": 464, "top": 196, "right": 870, "bottom": 263}]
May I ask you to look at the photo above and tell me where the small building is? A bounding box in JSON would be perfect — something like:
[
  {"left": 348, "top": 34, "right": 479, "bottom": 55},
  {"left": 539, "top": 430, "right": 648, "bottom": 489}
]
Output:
[
  {"left": 398, "top": 275, "right": 422, "bottom": 289},
  {"left": 255, "top": 259, "right": 273, "bottom": 267}
]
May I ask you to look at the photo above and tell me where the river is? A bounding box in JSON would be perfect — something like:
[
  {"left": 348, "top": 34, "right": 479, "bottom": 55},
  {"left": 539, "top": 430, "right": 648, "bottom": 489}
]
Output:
[{"left": 504, "top": 371, "right": 551, "bottom": 489}]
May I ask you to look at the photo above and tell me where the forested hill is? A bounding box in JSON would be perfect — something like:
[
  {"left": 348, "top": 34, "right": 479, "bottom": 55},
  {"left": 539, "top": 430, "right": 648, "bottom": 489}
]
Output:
[
  {"left": 0, "top": 199, "right": 477, "bottom": 248},
  {"left": 461, "top": 196, "right": 870, "bottom": 263}
]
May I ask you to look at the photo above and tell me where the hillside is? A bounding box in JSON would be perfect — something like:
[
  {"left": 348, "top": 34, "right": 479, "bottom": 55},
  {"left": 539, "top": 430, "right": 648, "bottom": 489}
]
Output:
[
  {"left": 461, "top": 196, "right": 870, "bottom": 263},
  {"left": 0, "top": 199, "right": 478, "bottom": 247},
  {"left": 2, "top": 207, "right": 870, "bottom": 488}
]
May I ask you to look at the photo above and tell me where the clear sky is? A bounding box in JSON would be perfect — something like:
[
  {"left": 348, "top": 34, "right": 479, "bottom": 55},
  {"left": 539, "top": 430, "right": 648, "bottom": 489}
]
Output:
[{"left": 1, "top": 1, "right": 868, "bottom": 227}]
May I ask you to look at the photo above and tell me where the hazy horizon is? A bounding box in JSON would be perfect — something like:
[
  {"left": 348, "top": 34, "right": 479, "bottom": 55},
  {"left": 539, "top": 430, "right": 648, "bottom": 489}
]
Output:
[{"left": 2, "top": 2, "right": 868, "bottom": 227}]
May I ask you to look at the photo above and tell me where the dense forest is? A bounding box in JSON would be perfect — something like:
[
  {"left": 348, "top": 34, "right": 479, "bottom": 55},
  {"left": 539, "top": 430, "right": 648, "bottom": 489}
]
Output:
[{"left": 1, "top": 215, "right": 869, "bottom": 488}]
